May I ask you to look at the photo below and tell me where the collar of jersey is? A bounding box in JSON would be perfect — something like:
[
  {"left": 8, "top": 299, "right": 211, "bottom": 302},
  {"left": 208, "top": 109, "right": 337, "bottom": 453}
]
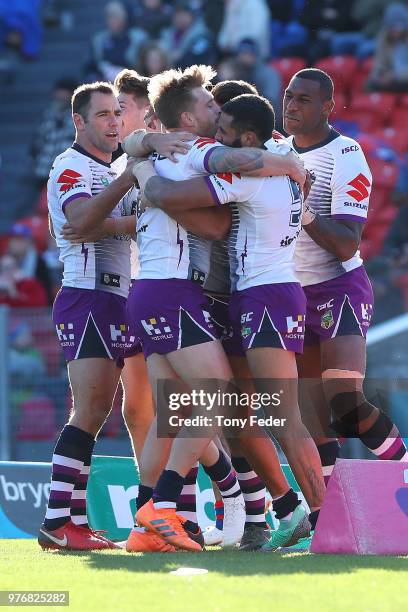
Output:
[
  {"left": 291, "top": 128, "right": 340, "bottom": 154},
  {"left": 72, "top": 142, "right": 111, "bottom": 167}
]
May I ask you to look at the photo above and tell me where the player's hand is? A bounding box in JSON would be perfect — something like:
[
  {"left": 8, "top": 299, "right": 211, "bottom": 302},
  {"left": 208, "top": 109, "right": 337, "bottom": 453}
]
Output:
[
  {"left": 286, "top": 151, "right": 307, "bottom": 189},
  {"left": 303, "top": 170, "right": 315, "bottom": 201},
  {"left": 61, "top": 223, "right": 107, "bottom": 243},
  {"left": 147, "top": 132, "right": 192, "bottom": 162}
]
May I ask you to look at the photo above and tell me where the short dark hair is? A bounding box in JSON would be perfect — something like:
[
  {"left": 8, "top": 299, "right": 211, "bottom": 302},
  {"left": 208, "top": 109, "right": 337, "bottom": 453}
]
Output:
[
  {"left": 221, "top": 94, "right": 275, "bottom": 143},
  {"left": 293, "top": 68, "right": 334, "bottom": 100},
  {"left": 114, "top": 69, "right": 149, "bottom": 105},
  {"left": 71, "top": 82, "right": 116, "bottom": 119},
  {"left": 148, "top": 64, "right": 216, "bottom": 128},
  {"left": 212, "top": 80, "right": 258, "bottom": 106}
]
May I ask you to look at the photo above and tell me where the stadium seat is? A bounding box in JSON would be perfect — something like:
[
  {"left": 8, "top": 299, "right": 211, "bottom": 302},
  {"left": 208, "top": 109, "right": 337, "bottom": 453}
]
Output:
[
  {"left": 398, "top": 93, "right": 408, "bottom": 108},
  {"left": 352, "top": 57, "right": 374, "bottom": 93},
  {"left": 315, "top": 56, "right": 358, "bottom": 94},
  {"left": 368, "top": 157, "right": 399, "bottom": 190},
  {"left": 331, "top": 92, "right": 347, "bottom": 120},
  {"left": 35, "top": 187, "right": 48, "bottom": 217},
  {"left": 19, "top": 215, "right": 49, "bottom": 252},
  {"left": 17, "top": 396, "right": 57, "bottom": 440},
  {"left": 369, "top": 186, "right": 392, "bottom": 212},
  {"left": 390, "top": 107, "right": 408, "bottom": 131},
  {"left": 372, "top": 126, "right": 408, "bottom": 155},
  {"left": 270, "top": 57, "right": 306, "bottom": 87},
  {"left": 343, "top": 109, "right": 385, "bottom": 132},
  {"left": 349, "top": 92, "right": 398, "bottom": 123}
]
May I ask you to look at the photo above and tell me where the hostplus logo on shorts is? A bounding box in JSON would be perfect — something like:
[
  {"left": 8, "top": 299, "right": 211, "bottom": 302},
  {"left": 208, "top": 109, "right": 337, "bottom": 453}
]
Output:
[
  {"left": 361, "top": 303, "right": 373, "bottom": 326},
  {"left": 110, "top": 324, "right": 133, "bottom": 348},
  {"left": 286, "top": 315, "right": 304, "bottom": 338},
  {"left": 141, "top": 317, "right": 173, "bottom": 340},
  {"left": 56, "top": 323, "right": 75, "bottom": 346}
]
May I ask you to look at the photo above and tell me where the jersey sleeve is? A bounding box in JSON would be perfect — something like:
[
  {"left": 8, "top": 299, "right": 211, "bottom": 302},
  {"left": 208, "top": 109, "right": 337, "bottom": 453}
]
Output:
[
  {"left": 50, "top": 155, "right": 93, "bottom": 214},
  {"left": 187, "top": 138, "right": 224, "bottom": 173},
  {"left": 204, "top": 172, "right": 261, "bottom": 206},
  {"left": 330, "top": 145, "right": 372, "bottom": 223}
]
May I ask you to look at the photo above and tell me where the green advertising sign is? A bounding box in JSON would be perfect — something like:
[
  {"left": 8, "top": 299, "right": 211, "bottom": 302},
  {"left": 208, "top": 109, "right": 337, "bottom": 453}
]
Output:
[{"left": 87, "top": 456, "right": 304, "bottom": 541}]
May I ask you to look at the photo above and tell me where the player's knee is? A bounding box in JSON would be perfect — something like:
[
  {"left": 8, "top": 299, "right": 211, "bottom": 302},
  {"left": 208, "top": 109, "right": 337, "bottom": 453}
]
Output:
[{"left": 322, "top": 369, "right": 374, "bottom": 435}]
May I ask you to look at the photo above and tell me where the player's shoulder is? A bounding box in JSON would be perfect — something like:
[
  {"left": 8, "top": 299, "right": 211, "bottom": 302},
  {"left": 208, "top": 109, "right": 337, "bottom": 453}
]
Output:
[
  {"left": 111, "top": 152, "right": 127, "bottom": 173},
  {"left": 50, "top": 146, "right": 89, "bottom": 175},
  {"left": 329, "top": 132, "right": 364, "bottom": 155}
]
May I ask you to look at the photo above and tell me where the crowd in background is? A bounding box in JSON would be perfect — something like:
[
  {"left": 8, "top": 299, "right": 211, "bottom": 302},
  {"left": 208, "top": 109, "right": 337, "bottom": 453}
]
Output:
[{"left": 1, "top": 0, "right": 408, "bottom": 439}]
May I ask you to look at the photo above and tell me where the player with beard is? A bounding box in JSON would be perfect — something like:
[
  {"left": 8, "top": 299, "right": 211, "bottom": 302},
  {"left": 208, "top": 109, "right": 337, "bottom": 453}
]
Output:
[{"left": 131, "top": 92, "right": 326, "bottom": 552}]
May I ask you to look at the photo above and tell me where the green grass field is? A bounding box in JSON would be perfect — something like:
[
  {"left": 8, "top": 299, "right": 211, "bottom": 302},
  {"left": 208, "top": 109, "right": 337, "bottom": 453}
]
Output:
[{"left": 1, "top": 540, "right": 407, "bottom": 611}]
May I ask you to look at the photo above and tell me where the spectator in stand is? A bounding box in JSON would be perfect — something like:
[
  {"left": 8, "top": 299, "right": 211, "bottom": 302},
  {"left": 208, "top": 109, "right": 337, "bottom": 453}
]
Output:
[
  {"left": 9, "top": 321, "right": 46, "bottom": 379},
  {"left": 5, "top": 223, "right": 52, "bottom": 304},
  {"left": 367, "top": 2, "right": 408, "bottom": 92},
  {"left": 0, "top": 254, "right": 47, "bottom": 307},
  {"left": 215, "top": 57, "right": 242, "bottom": 82},
  {"left": 351, "top": 0, "right": 408, "bottom": 57},
  {"left": 299, "top": 0, "right": 356, "bottom": 62},
  {"left": 160, "top": 0, "right": 215, "bottom": 69},
  {"left": 137, "top": 41, "right": 169, "bottom": 77},
  {"left": 131, "top": 0, "right": 172, "bottom": 39},
  {"left": 30, "top": 78, "right": 77, "bottom": 187},
  {"left": 0, "top": 0, "right": 43, "bottom": 60},
  {"left": 234, "top": 39, "right": 281, "bottom": 114},
  {"left": 218, "top": 0, "right": 271, "bottom": 60},
  {"left": 87, "top": 1, "right": 148, "bottom": 81}
]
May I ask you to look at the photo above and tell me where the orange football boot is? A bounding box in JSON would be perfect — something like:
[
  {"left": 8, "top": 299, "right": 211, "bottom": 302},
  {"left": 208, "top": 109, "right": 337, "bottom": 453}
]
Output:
[
  {"left": 126, "top": 527, "right": 178, "bottom": 552},
  {"left": 136, "top": 500, "right": 202, "bottom": 552}
]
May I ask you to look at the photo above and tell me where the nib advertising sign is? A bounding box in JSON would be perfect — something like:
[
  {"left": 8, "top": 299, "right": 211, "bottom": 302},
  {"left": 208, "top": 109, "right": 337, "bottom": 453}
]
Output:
[{"left": 0, "top": 457, "right": 301, "bottom": 540}]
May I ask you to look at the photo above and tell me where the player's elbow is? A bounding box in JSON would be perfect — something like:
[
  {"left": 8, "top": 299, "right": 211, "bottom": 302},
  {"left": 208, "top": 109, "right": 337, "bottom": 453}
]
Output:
[{"left": 337, "top": 240, "right": 360, "bottom": 261}]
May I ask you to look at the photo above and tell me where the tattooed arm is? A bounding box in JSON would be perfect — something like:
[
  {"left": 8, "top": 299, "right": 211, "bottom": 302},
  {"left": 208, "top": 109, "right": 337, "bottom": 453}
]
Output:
[{"left": 206, "top": 146, "right": 306, "bottom": 187}]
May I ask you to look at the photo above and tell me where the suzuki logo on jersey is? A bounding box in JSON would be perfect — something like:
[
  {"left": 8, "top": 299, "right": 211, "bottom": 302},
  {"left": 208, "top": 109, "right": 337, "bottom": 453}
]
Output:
[
  {"left": 346, "top": 173, "right": 371, "bottom": 202},
  {"left": 286, "top": 315, "right": 304, "bottom": 334},
  {"left": 361, "top": 303, "right": 373, "bottom": 325},
  {"left": 317, "top": 299, "right": 334, "bottom": 311},
  {"left": 141, "top": 316, "right": 172, "bottom": 338},
  {"left": 56, "top": 322, "right": 75, "bottom": 345},
  {"left": 195, "top": 137, "right": 216, "bottom": 149},
  {"left": 215, "top": 172, "right": 241, "bottom": 184},
  {"left": 57, "top": 169, "right": 83, "bottom": 192}
]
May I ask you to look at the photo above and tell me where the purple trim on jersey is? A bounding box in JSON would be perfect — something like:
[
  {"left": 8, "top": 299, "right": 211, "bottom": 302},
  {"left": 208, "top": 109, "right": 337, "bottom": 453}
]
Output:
[
  {"left": 331, "top": 214, "right": 365, "bottom": 223},
  {"left": 62, "top": 192, "right": 91, "bottom": 213},
  {"left": 203, "top": 147, "right": 218, "bottom": 172},
  {"left": 204, "top": 176, "right": 221, "bottom": 206}
]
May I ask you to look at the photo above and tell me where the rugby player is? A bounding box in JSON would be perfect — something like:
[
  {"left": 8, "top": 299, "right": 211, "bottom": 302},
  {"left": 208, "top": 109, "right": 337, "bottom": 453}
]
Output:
[
  {"left": 40, "top": 82, "right": 138, "bottom": 550},
  {"left": 132, "top": 93, "right": 326, "bottom": 552},
  {"left": 282, "top": 69, "right": 408, "bottom": 481},
  {"left": 123, "top": 66, "right": 311, "bottom": 552}
]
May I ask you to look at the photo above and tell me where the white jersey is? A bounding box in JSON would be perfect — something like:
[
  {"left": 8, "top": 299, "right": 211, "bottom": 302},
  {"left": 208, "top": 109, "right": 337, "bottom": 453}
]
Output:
[
  {"left": 48, "top": 144, "right": 131, "bottom": 298},
  {"left": 282, "top": 129, "right": 372, "bottom": 287},
  {"left": 136, "top": 137, "right": 222, "bottom": 282},
  {"left": 205, "top": 140, "right": 302, "bottom": 292},
  {"left": 113, "top": 153, "right": 140, "bottom": 280}
]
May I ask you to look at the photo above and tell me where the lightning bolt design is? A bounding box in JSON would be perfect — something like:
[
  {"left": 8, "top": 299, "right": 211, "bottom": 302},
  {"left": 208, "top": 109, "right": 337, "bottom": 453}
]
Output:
[
  {"left": 241, "top": 231, "right": 248, "bottom": 275},
  {"left": 81, "top": 242, "right": 89, "bottom": 274},
  {"left": 176, "top": 224, "right": 184, "bottom": 268}
]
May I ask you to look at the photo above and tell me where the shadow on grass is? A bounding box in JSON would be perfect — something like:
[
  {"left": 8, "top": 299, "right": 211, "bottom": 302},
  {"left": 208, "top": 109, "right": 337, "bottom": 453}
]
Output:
[{"left": 60, "top": 549, "right": 408, "bottom": 576}]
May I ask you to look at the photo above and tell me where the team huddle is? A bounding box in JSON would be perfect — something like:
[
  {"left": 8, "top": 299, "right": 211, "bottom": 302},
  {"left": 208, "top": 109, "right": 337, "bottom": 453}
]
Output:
[{"left": 38, "top": 63, "right": 408, "bottom": 553}]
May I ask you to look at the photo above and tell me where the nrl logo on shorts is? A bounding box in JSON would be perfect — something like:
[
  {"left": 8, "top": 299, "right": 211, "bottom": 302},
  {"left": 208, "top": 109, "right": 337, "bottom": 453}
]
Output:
[
  {"left": 241, "top": 325, "right": 252, "bottom": 338},
  {"left": 321, "top": 309, "right": 334, "bottom": 329}
]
